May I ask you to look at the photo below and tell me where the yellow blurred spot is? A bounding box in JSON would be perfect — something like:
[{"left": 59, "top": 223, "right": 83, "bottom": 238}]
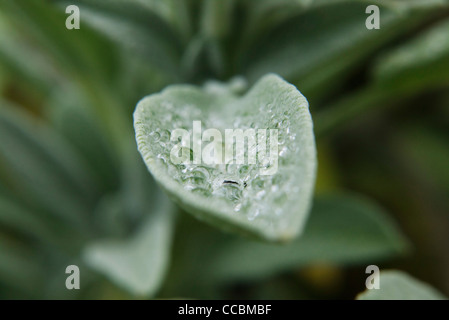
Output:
[
  {"left": 314, "top": 142, "right": 341, "bottom": 194},
  {"left": 299, "top": 264, "right": 344, "bottom": 293}
]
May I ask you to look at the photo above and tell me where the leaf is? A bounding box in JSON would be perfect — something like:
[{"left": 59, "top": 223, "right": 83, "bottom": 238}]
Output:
[
  {"left": 240, "top": 1, "right": 445, "bottom": 97},
  {"left": 171, "top": 193, "right": 409, "bottom": 287},
  {"left": 200, "top": 0, "right": 234, "bottom": 39},
  {"left": 357, "top": 270, "right": 447, "bottom": 300},
  {"left": 49, "top": 89, "right": 121, "bottom": 193},
  {"left": 0, "top": 191, "right": 91, "bottom": 254},
  {"left": 0, "top": 194, "right": 54, "bottom": 242},
  {"left": 313, "top": 85, "right": 398, "bottom": 137},
  {"left": 83, "top": 194, "right": 175, "bottom": 297},
  {"left": 0, "top": 0, "right": 118, "bottom": 83},
  {"left": 0, "top": 14, "right": 60, "bottom": 94},
  {"left": 0, "top": 235, "right": 45, "bottom": 295},
  {"left": 0, "top": 102, "right": 98, "bottom": 231},
  {"left": 374, "top": 18, "right": 449, "bottom": 91},
  {"left": 58, "top": 0, "right": 192, "bottom": 40},
  {"left": 55, "top": 0, "right": 183, "bottom": 79},
  {"left": 315, "top": 15, "right": 449, "bottom": 136},
  {"left": 134, "top": 74, "right": 317, "bottom": 242},
  {"left": 242, "top": 0, "right": 448, "bottom": 41},
  {"left": 0, "top": 0, "right": 131, "bottom": 147}
]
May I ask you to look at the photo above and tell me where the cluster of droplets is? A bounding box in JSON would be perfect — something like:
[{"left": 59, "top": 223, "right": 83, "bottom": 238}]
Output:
[{"left": 145, "top": 101, "right": 303, "bottom": 222}]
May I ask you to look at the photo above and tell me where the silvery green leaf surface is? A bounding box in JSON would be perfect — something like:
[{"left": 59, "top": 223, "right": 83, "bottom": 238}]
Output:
[
  {"left": 357, "top": 270, "right": 447, "bottom": 300},
  {"left": 84, "top": 194, "right": 175, "bottom": 297},
  {"left": 134, "top": 74, "right": 316, "bottom": 242}
]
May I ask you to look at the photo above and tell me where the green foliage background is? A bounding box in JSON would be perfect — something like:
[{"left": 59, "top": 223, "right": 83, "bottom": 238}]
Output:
[{"left": 0, "top": 0, "right": 448, "bottom": 299}]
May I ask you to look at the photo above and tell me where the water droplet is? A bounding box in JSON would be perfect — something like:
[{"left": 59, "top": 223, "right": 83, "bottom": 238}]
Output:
[
  {"left": 150, "top": 131, "right": 161, "bottom": 142},
  {"left": 278, "top": 132, "right": 286, "bottom": 145},
  {"left": 157, "top": 153, "right": 167, "bottom": 164},
  {"left": 220, "top": 183, "right": 242, "bottom": 202},
  {"left": 183, "top": 174, "right": 206, "bottom": 187},
  {"left": 251, "top": 177, "right": 265, "bottom": 190},
  {"left": 280, "top": 119, "right": 289, "bottom": 128},
  {"left": 256, "top": 190, "right": 266, "bottom": 200},
  {"left": 226, "top": 162, "right": 238, "bottom": 174},
  {"left": 234, "top": 203, "right": 242, "bottom": 212},
  {"left": 176, "top": 163, "right": 189, "bottom": 174},
  {"left": 191, "top": 166, "right": 210, "bottom": 180},
  {"left": 279, "top": 146, "right": 288, "bottom": 157},
  {"left": 239, "top": 165, "right": 249, "bottom": 175},
  {"left": 160, "top": 130, "right": 171, "bottom": 142},
  {"left": 259, "top": 103, "right": 273, "bottom": 113}
]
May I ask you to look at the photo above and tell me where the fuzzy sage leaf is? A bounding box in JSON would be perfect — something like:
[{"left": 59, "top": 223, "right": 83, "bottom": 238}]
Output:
[{"left": 134, "top": 74, "right": 316, "bottom": 242}]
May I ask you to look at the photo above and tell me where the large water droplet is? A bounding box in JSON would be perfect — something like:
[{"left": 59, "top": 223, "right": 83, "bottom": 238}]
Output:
[
  {"left": 219, "top": 183, "right": 242, "bottom": 202},
  {"left": 150, "top": 131, "right": 161, "bottom": 142}
]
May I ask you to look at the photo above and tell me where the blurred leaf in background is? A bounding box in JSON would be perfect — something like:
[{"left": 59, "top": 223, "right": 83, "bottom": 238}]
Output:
[
  {"left": 0, "top": 0, "right": 448, "bottom": 299},
  {"left": 357, "top": 270, "right": 447, "bottom": 300}
]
